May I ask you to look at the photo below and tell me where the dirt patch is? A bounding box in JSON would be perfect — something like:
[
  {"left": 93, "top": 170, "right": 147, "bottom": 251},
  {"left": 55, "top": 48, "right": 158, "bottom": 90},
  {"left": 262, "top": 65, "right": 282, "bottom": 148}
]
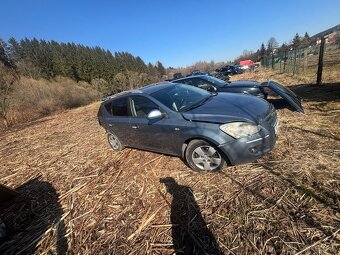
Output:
[{"left": 0, "top": 72, "right": 339, "bottom": 254}]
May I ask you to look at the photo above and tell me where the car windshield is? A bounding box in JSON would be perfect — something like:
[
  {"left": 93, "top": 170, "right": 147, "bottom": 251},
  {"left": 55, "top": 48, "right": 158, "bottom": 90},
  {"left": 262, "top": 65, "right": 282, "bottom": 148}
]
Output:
[
  {"left": 151, "top": 84, "right": 213, "bottom": 112},
  {"left": 202, "top": 76, "right": 228, "bottom": 87}
]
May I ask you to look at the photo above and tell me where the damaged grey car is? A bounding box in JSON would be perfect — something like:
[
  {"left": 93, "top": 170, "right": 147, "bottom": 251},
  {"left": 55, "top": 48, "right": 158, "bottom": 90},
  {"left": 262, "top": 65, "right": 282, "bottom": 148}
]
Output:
[{"left": 98, "top": 83, "right": 278, "bottom": 171}]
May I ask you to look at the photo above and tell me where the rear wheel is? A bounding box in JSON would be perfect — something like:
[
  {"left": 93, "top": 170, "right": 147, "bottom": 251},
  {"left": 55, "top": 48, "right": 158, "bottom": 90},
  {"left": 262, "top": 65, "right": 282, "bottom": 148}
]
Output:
[
  {"left": 107, "top": 132, "right": 124, "bottom": 151},
  {"left": 185, "top": 140, "right": 225, "bottom": 172}
]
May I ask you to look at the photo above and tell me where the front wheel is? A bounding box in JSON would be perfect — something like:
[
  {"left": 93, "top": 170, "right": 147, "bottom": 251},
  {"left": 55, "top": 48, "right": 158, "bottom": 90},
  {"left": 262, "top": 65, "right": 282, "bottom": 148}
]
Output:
[
  {"left": 107, "top": 132, "right": 124, "bottom": 151},
  {"left": 185, "top": 140, "right": 225, "bottom": 172}
]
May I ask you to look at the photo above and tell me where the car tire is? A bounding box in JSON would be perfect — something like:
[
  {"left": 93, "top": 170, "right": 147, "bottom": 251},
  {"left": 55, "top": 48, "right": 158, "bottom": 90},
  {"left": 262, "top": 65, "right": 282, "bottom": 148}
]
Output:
[
  {"left": 185, "top": 140, "right": 225, "bottom": 172},
  {"left": 107, "top": 132, "right": 124, "bottom": 151}
]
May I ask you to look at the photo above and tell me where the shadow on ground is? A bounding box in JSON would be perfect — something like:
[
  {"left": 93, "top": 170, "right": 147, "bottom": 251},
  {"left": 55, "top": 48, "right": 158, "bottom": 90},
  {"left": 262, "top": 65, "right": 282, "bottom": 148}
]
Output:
[
  {"left": 221, "top": 165, "right": 339, "bottom": 247},
  {"left": 288, "top": 126, "right": 340, "bottom": 142},
  {"left": 289, "top": 83, "right": 340, "bottom": 103},
  {"left": 267, "top": 98, "right": 293, "bottom": 111},
  {"left": 0, "top": 178, "right": 67, "bottom": 255},
  {"left": 266, "top": 82, "right": 340, "bottom": 112},
  {"left": 160, "top": 177, "right": 223, "bottom": 255},
  {"left": 260, "top": 164, "right": 340, "bottom": 214}
]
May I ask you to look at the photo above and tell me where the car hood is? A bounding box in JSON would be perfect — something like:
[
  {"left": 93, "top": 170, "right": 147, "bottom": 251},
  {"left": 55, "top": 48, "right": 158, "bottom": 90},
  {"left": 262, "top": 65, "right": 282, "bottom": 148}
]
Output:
[
  {"left": 262, "top": 81, "right": 304, "bottom": 113},
  {"left": 222, "top": 80, "right": 304, "bottom": 113},
  {"left": 181, "top": 93, "right": 271, "bottom": 124}
]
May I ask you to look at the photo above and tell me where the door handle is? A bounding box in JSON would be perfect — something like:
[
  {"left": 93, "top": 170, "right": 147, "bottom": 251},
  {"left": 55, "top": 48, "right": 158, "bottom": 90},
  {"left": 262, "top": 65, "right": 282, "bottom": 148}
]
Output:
[{"left": 132, "top": 125, "right": 139, "bottom": 129}]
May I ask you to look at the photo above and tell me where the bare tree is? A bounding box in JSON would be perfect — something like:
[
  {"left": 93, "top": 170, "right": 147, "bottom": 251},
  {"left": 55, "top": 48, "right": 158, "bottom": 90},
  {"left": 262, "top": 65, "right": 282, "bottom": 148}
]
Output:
[{"left": 267, "top": 37, "right": 279, "bottom": 54}]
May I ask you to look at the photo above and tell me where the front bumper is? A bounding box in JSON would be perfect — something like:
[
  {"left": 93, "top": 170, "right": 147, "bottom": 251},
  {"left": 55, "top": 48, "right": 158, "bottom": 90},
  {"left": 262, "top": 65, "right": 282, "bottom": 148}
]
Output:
[{"left": 218, "top": 129, "right": 277, "bottom": 165}]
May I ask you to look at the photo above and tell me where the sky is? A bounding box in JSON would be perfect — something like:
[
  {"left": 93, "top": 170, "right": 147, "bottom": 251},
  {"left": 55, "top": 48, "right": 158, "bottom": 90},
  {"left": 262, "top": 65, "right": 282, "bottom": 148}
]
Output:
[{"left": 1, "top": 0, "right": 339, "bottom": 67}]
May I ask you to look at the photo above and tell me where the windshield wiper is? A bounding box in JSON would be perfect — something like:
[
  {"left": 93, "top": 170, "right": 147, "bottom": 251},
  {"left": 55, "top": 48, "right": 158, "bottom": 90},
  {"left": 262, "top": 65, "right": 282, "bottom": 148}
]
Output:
[{"left": 182, "top": 95, "right": 214, "bottom": 112}]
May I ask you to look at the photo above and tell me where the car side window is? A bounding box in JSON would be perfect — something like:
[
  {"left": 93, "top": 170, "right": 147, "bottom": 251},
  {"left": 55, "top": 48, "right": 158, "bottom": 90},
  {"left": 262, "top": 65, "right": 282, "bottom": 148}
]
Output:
[
  {"left": 130, "top": 96, "right": 159, "bottom": 118},
  {"left": 110, "top": 97, "right": 130, "bottom": 117}
]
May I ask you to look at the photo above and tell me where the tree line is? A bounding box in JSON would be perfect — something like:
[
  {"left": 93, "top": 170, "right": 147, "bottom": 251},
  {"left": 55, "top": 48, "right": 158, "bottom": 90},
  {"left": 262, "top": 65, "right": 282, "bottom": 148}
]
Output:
[
  {"left": 166, "top": 32, "right": 314, "bottom": 76},
  {"left": 0, "top": 37, "right": 168, "bottom": 128},
  {"left": 234, "top": 32, "right": 312, "bottom": 64},
  {"left": 0, "top": 38, "right": 166, "bottom": 94}
]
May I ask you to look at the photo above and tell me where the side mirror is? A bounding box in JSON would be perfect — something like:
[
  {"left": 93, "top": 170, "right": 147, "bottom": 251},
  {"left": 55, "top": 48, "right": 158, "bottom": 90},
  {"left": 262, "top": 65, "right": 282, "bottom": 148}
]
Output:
[
  {"left": 207, "top": 85, "right": 217, "bottom": 92},
  {"left": 147, "top": 109, "right": 164, "bottom": 120}
]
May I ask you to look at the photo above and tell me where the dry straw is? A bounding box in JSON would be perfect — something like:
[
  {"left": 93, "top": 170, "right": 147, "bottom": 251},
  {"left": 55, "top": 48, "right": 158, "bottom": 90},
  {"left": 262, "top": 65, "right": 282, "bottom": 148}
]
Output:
[{"left": 0, "top": 70, "right": 339, "bottom": 254}]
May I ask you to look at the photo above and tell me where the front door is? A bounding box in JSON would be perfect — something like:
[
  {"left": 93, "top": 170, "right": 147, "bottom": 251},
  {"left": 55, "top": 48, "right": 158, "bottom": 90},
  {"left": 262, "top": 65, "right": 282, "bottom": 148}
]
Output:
[{"left": 128, "top": 95, "right": 177, "bottom": 155}]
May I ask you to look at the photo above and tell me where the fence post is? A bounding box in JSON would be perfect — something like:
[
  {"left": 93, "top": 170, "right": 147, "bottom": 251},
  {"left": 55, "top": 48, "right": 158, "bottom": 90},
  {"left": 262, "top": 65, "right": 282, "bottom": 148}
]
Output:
[
  {"left": 271, "top": 54, "right": 274, "bottom": 69},
  {"left": 297, "top": 49, "right": 301, "bottom": 74},
  {"left": 293, "top": 49, "right": 297, "bottom": 76},
  {"left": 303, "top": 48, "right": 308, "bottom": 73},
  {"left": 316, "top": 37, "right": 326, "bottom": 85},
  {"left": 283, "top": 51, "right": 287, "bottom": 73}
]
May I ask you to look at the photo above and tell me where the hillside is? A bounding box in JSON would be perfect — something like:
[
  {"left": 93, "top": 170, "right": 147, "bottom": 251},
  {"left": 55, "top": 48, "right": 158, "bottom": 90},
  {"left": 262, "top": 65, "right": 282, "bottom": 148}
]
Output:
[{"left": 0, "top": 71, "right": 339, "bottom": 254}]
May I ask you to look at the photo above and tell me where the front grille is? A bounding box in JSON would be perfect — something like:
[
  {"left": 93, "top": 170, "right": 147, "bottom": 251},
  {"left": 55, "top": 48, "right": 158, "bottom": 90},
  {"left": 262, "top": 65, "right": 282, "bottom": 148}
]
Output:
[
  {"left": 265, "top": 111, "right": 276, "bottom": 127},
  {"left": 262, "top": 106, "right": 277, "bottom": 130}
]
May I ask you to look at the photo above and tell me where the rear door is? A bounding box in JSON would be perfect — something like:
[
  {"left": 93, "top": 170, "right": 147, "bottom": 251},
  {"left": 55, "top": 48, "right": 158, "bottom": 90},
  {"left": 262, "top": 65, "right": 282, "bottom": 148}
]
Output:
[
  {"left": 106, "top": 97, "right": 132, "bottom": 146},
  {"left": 263, "top": 81, "right": 304, "bottom": 113}
]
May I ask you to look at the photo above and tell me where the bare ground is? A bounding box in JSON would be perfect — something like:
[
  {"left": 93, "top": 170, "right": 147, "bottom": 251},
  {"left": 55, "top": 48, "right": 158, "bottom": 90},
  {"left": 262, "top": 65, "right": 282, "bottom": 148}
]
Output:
[{"left": 0, "top": 71, "right": 339, "bottom": 254}]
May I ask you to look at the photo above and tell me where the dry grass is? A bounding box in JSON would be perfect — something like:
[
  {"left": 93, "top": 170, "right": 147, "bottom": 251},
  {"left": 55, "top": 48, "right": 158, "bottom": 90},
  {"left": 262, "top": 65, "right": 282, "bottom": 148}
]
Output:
[
  {"left": 270, "top": 62, "right": 340, "bottom": 84},
  {"left": 268, "top": 42, "right": 340, "bottom": 84},
  {"left": 0, "top": 70, "right": 339, "bottom": 254},
  {"left": 0, "top": 76, "right": 99, "bottom": 130}
]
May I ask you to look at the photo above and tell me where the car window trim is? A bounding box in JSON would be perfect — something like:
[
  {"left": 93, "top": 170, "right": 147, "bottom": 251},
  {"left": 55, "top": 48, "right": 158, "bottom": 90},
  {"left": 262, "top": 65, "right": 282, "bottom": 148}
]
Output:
[{"left": 128, "top": 95, "right": 165, "bottom": 119}]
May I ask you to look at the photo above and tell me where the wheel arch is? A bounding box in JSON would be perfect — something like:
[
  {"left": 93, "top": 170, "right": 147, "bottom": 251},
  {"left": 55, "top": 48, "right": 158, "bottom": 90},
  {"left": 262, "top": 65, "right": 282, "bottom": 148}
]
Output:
[{"left": 181, "top": 136, "right": 231, "bottom": 165}]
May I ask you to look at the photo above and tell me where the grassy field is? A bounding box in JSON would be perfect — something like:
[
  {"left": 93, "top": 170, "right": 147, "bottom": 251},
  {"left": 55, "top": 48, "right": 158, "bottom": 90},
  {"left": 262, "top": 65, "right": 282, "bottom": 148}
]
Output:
[{"left": 0, "top": 70, "right": 339, "bottom": 254}]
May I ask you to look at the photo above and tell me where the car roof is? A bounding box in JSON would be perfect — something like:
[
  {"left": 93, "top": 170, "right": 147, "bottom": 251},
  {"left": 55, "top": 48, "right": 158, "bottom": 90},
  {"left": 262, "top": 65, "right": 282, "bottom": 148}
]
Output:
[
  {"left": 103, "top": 89, "right": 142, "bottom": 101},
  {"left": 139, "top": 82, "right": 174, "bottom": 94},
  {"left": 104, "top": 82, "right": 174, "bottom": 101}
]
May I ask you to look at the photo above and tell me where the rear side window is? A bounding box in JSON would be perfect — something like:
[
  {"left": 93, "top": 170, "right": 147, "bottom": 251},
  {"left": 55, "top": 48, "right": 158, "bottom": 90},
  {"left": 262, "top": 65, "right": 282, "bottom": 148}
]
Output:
[{"left": 107, "top": 97, "right": 130, "bottom": 117}]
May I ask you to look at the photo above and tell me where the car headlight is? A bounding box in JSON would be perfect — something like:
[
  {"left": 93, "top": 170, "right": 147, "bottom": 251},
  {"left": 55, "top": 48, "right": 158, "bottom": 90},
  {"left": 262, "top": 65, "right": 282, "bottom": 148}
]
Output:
[{"left": 220, "top": 122, "right": 260, "bottom": 139}]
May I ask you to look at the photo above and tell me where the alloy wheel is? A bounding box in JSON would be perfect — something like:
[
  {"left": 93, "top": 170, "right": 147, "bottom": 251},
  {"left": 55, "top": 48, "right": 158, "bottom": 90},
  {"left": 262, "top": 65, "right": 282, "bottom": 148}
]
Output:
[
  {"left": 108, "top": 133, "right": 120, "bottom": 150},
  {"left": 191, "top": 146, "right": 222, "bottom": 171}
]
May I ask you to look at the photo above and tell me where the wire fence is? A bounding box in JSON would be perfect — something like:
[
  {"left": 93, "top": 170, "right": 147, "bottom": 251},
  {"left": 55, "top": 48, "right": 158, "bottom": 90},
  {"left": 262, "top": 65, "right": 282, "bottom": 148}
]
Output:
[{"left": 261, "top": 37, "right": 340, "bottom": 84}]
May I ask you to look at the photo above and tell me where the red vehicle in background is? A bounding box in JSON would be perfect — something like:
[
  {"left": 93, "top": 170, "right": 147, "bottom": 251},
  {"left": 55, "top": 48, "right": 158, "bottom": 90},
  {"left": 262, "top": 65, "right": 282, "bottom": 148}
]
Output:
[
  {"left": 239, "top": 60, "right": 260, "bottom": 72},
  {"left": 239, "top": 60, "right": 254, "bottom": 66}
]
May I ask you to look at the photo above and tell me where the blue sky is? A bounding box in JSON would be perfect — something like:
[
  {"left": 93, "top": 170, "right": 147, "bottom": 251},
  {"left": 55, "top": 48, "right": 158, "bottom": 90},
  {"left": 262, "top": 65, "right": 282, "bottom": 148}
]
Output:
[{"left": 1, "top": 0, "right": 339, "bottom": 67}]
